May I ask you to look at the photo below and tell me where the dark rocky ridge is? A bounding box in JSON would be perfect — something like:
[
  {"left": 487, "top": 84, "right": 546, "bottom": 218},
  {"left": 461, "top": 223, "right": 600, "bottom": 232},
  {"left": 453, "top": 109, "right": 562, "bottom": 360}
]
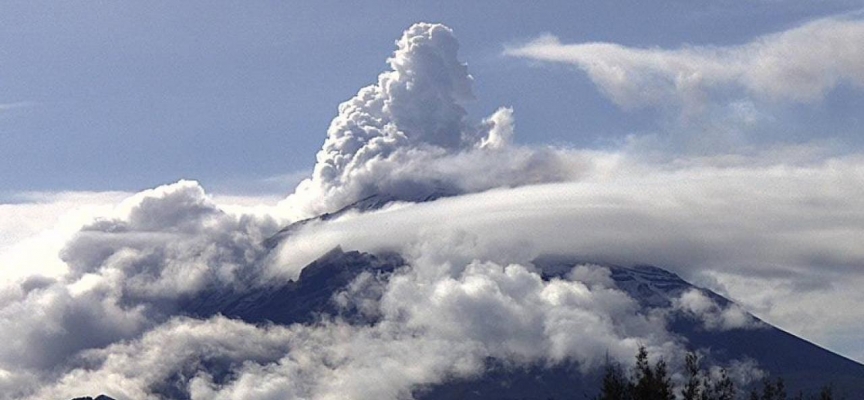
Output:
[
  {"left": 264, "top": 190, "right": 455, "bottom": 249},
  {"left": 70, "top": 396, "right": 115, "bottom": 400},
  {"left": 180, "top": 246, "right": 405, "bottom": 325}
]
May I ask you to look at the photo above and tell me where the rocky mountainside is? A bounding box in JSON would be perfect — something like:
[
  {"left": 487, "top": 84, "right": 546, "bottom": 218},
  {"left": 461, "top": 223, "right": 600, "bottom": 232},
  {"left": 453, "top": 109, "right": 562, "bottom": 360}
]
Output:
[
  {"left": 265, "top": 190, "right": 455, "bottom": 249},
  {"left": 181, "top": 246, "right": 404, "bottom": 325},
  {"left": 170, "top": 248, "right": 864, "bottom": 399},
  {"left": 66, "top": 192, "right": 864, "bottom": 400},
  {"left": 66, "top": 244, "right": 864, "bottom": 400}
]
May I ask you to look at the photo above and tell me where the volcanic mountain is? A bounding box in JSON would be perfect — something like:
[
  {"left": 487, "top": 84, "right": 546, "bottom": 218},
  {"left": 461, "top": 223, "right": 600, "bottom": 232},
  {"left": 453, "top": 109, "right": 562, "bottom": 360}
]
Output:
[
  {"left": 52, "top": 20, "right": 864, "bottom": 400},
  {"left": 170, "top": 208, "right": 864, "bottom": 399}
]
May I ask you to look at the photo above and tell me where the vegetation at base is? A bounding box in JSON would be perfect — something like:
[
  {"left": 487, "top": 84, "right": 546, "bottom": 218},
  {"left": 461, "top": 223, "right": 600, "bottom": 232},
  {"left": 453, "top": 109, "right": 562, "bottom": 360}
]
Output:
[{"left": 597, "top": 346, "right": 843, "bottom": 400}]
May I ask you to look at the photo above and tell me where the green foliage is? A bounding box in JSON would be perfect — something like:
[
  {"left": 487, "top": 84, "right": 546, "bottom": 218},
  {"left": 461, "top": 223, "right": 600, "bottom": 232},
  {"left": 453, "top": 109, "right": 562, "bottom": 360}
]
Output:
[
  {"left": 596, "top": 346, "right": 675, "bottom": 400},
  {"left": 599, "top": 362, "right": 630, "bottom": 400},
  {"left": 754, "top": 378, "right": 787, "bottom": 400},
  {"left": 681, "top": 353, "right": 701, "bottom": 400},
  {"left": 596, "top": 348, "right": 839, "bottom": 400},
  {"left": 818, "top": 385, "right": 833, "bottom": 400},
  {"left": 708, "top": 368, "right": 736, "bottom": 400},
  {"left": 631, "top": 346, "right": 675, "bottom": 400}
]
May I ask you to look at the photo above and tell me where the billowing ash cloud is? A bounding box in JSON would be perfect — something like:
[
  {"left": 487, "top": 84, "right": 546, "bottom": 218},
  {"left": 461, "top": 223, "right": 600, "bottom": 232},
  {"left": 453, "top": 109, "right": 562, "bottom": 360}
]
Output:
[
  {"left": 281, "top": 23, "right": 570, "bottom": 218},
  {"left": 0, "top": 20, "right": 861, "bottom": 400}
]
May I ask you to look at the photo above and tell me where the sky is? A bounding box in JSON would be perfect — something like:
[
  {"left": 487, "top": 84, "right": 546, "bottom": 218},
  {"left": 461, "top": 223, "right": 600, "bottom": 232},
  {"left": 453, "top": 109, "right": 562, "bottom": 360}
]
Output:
[
  {"left": 2, "top": 0, "right": 862, "bottom": 195},
  {"left": 2, "top": 2, "right": 864, "bottom": 399}
]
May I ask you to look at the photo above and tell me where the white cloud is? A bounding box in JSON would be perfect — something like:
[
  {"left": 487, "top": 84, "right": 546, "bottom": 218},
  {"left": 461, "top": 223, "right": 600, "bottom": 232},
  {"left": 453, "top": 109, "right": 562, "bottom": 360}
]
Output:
[
  {"left": 673, "top": 289, "right": 764, "bottom": 331},
  {"left": 505, "top": 15, "right": 864, "bottom": 156},
  {"left": 25, "top": 316, "right": 295, "bottom": 400},
  {"left": 0, "top": 174, "right": 721, "bottom": 399},
  {"left": 269, "top": 154, "right": 864, "bottom": 366},
  {"left": 698, "top": 269, "right": 864, "bottom": 365},
  {"left": 0, "top": 101, "right": 36, "bottom": 111},
  {"left": 273, "top": 156, "right": 864, "bottom": 282},
  {"left": 1, "top": 19, "right": 862, "bottom": 400},
  {"left": 279, "top": 23, "right": 565, "bottom": 219},
  {"left": 3, "top": 154, "right": 862, "bottom": 398},
  {"left": 0, "top": 181, "right": 281, "bottom": 396},
  {"left": 0, "top": 191, "right": 130, "bottom": 284},
  {"left": 707, "top": 358, "right": 766, "bottom": 388},
  {"left": 20, "top": 259, "right": 681, "bottom": 400},
  {"left": 476, "top": 107, "right": 515, "bottom": 151},
  {"left": 505, "top": 15, "right": 864, "bottom": 109}
]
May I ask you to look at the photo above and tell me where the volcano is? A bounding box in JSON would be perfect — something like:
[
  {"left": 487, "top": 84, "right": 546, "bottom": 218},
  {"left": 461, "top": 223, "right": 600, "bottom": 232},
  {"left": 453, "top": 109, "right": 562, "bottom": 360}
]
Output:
[{"left": 168, "top": 239, "right": 864, "bottom": 399}]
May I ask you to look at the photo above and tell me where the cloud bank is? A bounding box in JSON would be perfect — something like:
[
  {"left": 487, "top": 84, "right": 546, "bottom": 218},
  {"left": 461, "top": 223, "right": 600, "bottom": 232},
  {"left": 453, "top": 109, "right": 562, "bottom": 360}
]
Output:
[
  {"left": 1, "top": 180, "right": 696, "bottom": 400},
  {"left": 26, "top": 260, "right": 682, "bottom": 400},
  {"left": 274, "top": 157, "right": 864, "bottom": 281}
]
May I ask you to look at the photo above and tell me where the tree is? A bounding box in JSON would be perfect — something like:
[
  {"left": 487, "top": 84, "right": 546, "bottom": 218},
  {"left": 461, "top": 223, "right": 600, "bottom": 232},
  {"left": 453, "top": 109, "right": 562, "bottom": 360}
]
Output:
[
  {"left": 681, "top": 352, "right": 701, "bottom": 400},
  {"left": 595, "top": 346, "right": 839, "bottom": 400},
  {"left": 598, "top": 362, "right": 630, "bottom": 400},
  {"left": 756, "top": 378, "right": 788, "bottom": 400},
  {"left": 709, "top": 368, "right": 736, "bottom": 400},
  {"left": 596, "top": 346, "right": 674, "bottom": 400},
  {"left": 631, "top": 346, "right": 674, "bottom": 400},
  {"left": 775, "top": 378, "right": 786, "bottom": 400},
  {"left": 818, "top": 385, "right": 834, "bottom": 400},
  {"left": 750, "top": 389, "right": 760, "bottom": 400},
  {"left": 681, "top": 352, "right": 735, "bottom": 400},
  {"left": 761, "top": 378, "right": 777, "bottom": 400}
]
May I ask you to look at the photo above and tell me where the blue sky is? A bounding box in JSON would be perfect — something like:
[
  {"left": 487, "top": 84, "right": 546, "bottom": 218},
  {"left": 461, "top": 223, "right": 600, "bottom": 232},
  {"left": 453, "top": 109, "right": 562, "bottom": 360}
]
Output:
[{"left": 2, "top": 0, "right": 862, "bottom": 195}]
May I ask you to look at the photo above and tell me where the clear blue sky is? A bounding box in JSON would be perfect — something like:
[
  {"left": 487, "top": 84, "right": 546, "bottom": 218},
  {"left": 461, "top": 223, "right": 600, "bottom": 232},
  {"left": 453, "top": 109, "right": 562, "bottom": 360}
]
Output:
[{"left": 1, "top": 1, "right": 861, "bottom": 195}]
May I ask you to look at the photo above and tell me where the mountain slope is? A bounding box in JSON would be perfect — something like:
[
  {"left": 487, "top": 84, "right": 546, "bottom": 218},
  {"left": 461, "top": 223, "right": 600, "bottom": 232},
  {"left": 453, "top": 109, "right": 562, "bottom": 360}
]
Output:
[
  {"left": 534, "top": 256, "right": 864, "bottom": 396},
  {"left": 171, "top": 248, "right": 864, "bottom": 399},
  {"left": 181, "top": 247, "right": 404, "bottom": 325}
]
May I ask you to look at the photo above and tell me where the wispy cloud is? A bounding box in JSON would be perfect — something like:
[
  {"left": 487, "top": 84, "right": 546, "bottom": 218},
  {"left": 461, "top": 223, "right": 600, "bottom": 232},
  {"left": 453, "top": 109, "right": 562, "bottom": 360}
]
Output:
[
  {"left": 505, "top": 15, "right": 864, "bottom": 109},
  {"left": 0, "top": 101, "right": 37, "bottom": 111}
]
